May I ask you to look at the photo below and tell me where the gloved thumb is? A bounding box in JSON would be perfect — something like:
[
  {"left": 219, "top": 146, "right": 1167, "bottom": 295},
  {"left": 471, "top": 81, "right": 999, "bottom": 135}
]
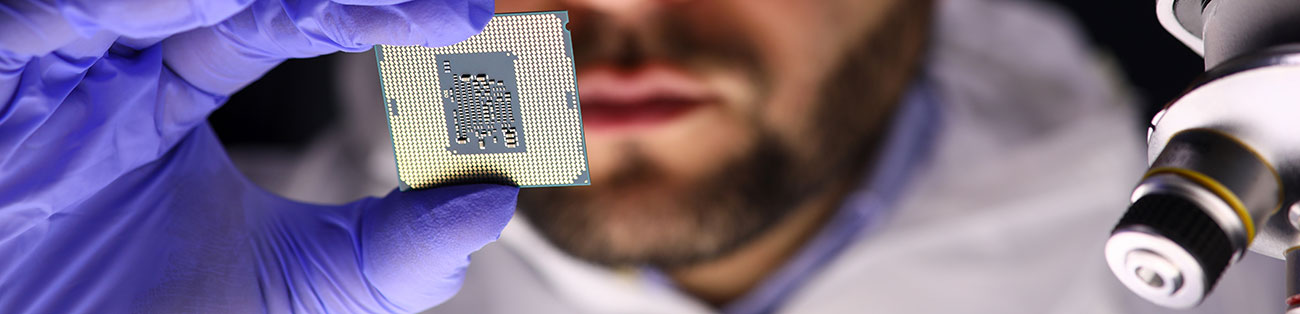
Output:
[{"left": 359, "top": 184, "right": 517, "bottom": 312}]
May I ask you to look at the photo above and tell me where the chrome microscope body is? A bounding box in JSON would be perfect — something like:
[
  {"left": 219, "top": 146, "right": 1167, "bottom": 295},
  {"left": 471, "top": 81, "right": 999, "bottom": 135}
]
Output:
[{"left": 1107, "top": 0, "right": 1300, "bottom": 311}]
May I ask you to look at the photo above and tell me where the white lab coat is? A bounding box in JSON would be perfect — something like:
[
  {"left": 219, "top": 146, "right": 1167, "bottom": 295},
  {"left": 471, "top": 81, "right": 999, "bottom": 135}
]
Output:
[{"left": 229, "top": 0, "right": 1286, "bottom": 313}]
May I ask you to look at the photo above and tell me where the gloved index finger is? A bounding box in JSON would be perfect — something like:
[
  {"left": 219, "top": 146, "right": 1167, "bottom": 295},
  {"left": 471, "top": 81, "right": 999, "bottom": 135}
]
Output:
[{"left": 163, "top": 0, "right": 493, "bottom": 95}]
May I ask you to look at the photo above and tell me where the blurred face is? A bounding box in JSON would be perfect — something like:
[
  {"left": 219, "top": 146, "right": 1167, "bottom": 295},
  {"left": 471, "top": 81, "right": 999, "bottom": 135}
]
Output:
[{"left": 514, "top": 0, "right": 932, "bottom": 267}]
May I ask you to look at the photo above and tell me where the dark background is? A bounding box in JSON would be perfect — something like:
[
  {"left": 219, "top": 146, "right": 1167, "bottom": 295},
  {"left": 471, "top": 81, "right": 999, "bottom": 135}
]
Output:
[
  {"left": 212, "top": 0, "right": 1207, "bottom": 147},
  {"left": 1049, "top": 0, "right": 1204, "bottom": 113}
]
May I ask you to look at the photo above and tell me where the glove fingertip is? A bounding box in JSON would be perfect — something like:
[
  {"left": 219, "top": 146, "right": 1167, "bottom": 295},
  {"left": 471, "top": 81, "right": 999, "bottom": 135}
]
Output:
[
  {"left": 399, "top": 0, "right": 494, "bottom": 48},
  {"left": 467, "top": 0, "right": 494, "bottom": 32}
]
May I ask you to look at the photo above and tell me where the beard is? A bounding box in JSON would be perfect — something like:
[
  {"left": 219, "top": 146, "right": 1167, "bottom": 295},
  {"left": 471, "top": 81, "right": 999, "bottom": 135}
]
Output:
[
  {"left": 520, "top": 130, "right": 803, "bottom": 267},
  {"left": 519, "top": 1, "right": 933, "bottom": 269}
]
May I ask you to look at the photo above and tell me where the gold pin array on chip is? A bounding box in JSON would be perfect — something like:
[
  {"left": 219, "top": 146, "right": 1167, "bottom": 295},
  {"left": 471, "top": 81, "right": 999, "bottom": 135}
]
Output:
[{"left": 375, "top": 11, "right": 589, "bottom": 189}]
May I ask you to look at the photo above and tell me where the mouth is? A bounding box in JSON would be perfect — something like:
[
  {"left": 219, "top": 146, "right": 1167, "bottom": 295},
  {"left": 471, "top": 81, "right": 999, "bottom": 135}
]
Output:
[{"left": 578, "top": 63, "right": 717, "bottom": 132}]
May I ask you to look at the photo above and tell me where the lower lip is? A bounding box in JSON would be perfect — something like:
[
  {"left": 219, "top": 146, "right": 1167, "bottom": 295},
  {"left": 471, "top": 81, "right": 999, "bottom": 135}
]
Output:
[{"left": 581, "top": 99, "right": 706, "bottom": 130}]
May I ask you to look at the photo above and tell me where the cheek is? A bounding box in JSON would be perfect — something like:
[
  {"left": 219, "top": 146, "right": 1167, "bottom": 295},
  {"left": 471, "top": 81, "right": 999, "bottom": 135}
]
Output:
[
  {"left": 721, "top": 0, "right": 901, "bottom": 144},
  {"left": 759, "top": 72, "right": 824, "bottom": 148},
  {"left": 723, "top": 2, "right": 838, "bottom": 144},
  {"left": 639, "top": 70, "right": 763, "bottom": 182},
  {"left": 584, "top": 102, "right": 759, "bottom": 184},
  {"left": 643, "top": 106, "right": 756, "bottom": 180},
  {"left": 584, "top": 133, "right": 622, "bottom": 183},
  {"left": 584, "top": 72, "right": 760, "bottom": 184}
]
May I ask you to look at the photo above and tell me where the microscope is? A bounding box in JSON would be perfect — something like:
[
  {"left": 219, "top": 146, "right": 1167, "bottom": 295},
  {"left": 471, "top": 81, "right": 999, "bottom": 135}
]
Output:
[{"left": 1106, "top": 0, "right": 1300, "bottom": 311}]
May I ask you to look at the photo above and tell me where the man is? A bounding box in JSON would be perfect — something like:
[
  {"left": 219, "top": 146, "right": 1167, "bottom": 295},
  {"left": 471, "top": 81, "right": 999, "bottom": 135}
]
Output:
[{"left": 412, "top": 0, "right": 1287, "bottom": 312}]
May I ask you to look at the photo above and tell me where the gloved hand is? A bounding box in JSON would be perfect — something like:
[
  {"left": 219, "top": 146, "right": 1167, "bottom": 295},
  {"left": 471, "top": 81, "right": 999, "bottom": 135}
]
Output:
[{"left": 0, "top": 0, "right": 515, "bottom": 313}]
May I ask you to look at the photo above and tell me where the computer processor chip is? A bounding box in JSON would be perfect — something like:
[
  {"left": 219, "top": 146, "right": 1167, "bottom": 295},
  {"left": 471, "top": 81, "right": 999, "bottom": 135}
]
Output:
[{"left": 375, "top": 11, "right": 589, "bottom": 190}]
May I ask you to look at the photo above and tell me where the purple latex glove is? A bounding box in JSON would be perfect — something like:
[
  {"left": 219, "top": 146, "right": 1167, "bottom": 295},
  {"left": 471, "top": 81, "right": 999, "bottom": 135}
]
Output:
[{"left": 0, "top": 0, "right": 516, "bottom": 313}]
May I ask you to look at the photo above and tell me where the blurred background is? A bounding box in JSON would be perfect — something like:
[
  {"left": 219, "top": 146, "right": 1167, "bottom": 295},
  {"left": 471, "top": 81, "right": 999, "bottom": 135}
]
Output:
[
  {"left": 1050, "top": 0, "right": 1204, "bottom": 116},
  {"left": 210, "top": 0, "right": 1204, "bottom": 150}
]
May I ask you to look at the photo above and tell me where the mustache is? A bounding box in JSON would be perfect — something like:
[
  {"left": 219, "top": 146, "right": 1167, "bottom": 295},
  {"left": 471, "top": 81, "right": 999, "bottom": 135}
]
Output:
[{"left": 568, "top": 8, "right": 767, "bottom": 79}]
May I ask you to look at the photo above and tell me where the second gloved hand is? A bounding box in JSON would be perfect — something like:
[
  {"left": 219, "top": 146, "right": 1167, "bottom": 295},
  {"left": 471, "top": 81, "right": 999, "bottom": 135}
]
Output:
[{"left": 0, "top": 0, "right": 514, "bottom": 312}]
